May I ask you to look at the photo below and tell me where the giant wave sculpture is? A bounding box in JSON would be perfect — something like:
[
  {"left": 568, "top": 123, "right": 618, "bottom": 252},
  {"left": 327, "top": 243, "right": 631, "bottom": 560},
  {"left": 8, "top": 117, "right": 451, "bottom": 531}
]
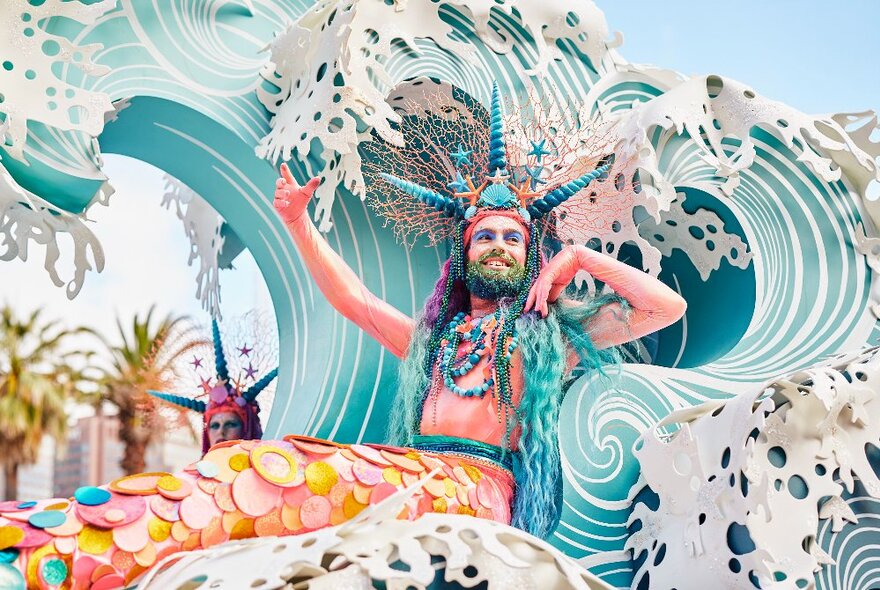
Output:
[{"left": 1, "top": 0, "right": 878, "bottom": 588}]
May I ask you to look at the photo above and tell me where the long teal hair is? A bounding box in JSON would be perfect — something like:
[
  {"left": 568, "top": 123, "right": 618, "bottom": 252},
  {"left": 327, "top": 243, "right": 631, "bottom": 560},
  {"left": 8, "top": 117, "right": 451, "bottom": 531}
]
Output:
[{"left": 387, "top": 286, "right": 628, "bottom": 539}]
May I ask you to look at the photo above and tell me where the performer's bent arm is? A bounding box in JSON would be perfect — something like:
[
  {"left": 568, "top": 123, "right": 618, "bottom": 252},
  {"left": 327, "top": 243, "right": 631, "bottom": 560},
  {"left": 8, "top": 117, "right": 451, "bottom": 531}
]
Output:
[
  {"left": 274, "top": 164, "right": 416, "bottom": 358},
  {"left": 525, "top": 245, "right": 687, "bottom": 350}
]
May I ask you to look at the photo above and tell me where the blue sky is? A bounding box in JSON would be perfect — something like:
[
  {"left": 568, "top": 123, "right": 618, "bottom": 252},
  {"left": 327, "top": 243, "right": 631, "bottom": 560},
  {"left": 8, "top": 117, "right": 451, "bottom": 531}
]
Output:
[{"left": 601, "top": 1, "right": 880, "bottom": 115}]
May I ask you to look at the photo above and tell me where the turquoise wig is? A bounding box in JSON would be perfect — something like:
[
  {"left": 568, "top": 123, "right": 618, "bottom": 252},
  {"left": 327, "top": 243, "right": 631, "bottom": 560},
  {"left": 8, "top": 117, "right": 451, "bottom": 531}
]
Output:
[{"left": 388, "top": 289, "right": 628, "bottom": 539}]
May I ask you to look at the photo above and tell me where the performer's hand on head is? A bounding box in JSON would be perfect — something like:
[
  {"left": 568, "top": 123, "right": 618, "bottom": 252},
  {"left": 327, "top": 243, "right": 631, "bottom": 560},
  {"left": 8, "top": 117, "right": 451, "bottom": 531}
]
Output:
[
  {"left": 525, "top": 246, "right": 582, "bottom": 317},
  {"left": 273, "top": 163, "right": 321, "bottom": 225}
]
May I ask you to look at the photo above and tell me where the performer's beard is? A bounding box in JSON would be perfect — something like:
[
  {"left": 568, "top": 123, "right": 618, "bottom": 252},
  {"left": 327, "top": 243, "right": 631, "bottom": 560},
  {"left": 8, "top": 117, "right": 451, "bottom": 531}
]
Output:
[{"left": 465, "top": 249, "right": 527, "bottom": 301}]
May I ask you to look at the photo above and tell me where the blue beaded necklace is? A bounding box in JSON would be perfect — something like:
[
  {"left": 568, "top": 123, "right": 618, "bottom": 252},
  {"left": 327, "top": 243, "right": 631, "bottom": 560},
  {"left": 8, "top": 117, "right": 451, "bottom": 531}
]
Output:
[{"left": 437, "top": 308, "right": 518, "bottom": 398}]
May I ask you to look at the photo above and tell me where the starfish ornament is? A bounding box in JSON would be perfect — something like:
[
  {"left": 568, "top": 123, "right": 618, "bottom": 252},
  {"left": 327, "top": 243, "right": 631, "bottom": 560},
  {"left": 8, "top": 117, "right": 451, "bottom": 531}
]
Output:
[
  {"left": 238, "top": 344, "right": 253, "bottom": 357},
  {"left": 449, "top": 144, "right": 473, "bottom": 167},
  {"left": 528, "top": 139, "right": 551, "bottom": 162},
  {"left": 447, "top": 171, "right": 469, "bottom": 193},
  {"left": 190, "top": 356, "right": 203, "bottom": 369}
]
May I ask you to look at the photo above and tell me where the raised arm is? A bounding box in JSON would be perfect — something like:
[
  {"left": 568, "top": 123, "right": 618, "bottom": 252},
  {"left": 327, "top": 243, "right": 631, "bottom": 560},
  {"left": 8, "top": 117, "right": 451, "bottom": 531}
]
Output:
[
  {"left": 274, "top": 164, "right": 416, "bottom": 358},
  {"left": 525, "top": 245, "right": 686, "bottom": 350}
]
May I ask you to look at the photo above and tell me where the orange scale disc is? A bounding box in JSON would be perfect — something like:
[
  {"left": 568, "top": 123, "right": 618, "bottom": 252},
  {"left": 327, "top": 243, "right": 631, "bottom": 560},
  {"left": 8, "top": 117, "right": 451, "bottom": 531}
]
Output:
[
  {"left": 170, "top": 520, "right": 190, "bottom": 543},
  {"left": 401, "top": 471, "right": 419, "bottom": 487},
  {"left": 254, "top": 510, "right": 284, "bottom": 537},
  {"left": 213, "top": 483, "right": 236, "bottom": 513},
  {"left": 113, "top": 511, "right": 151, "bottom": 553},
  {"left": 232, "top": 469, "right": 282, "bottom": 517},
  {"left": 200, "top": 447, "right": 242, "bottom": 483},
  {"left": 280, "top": 504, "right": 302, "bottom": 532},
  {"left": 181, "top": 532, "right": 202, "bottom": 552},
  {"left": 201, "top": 516, "right": 227, "bottom": 548},
  {"left": 109, "top": 472, "right": 170, "bottom": 496},
  {"left": 288, "top": 439, "right": 338, "bottom": 457},
  {"left": 90, "top": 564, "right": 116, "bottom": 583},
  {"left": 221, "top": 511, "right": 244, "bottom": 534},
  {"left": 328, "top": 482, "right": 353, "bottom": 507},
  {"left": 134, "top": 542, "right": 157, "bottom": 567},
  {"left": 299, "top": 496, "right": 331, "bottom": 529},
  {"left": 44, "top": 513, "right": 83, "bottom": 537},
  {"left": 157, "top": 478, "right": 193, "bottom": 501},
  {"left": 380, "top": 450, "right": 424, "bottom": 473},
  {"left": 422, "top": 477, "right": 446, "bottom": 498},
  {"left": 239, "top": 440, "right": 258, "bottom": 451},
  {"left": 329, "top": 506, "right": 347, "bottom": 526},
  {"left": 349, "top": 444, "right": 392, "bottom": 467},
  {"left": 352, "top": 484, "right": 372, "bottom": 505},
  {"left": 456, "top": 486, "right": 470, "bottom": 507},
  {"left": 228, "top": 518, "right": 255, "bottom": 540},
  {"left": 111, "top": 549, "right": 136, "bottom": 571},
  {"left": 339, "top": 448, "right": 359, "bottom": 463},
  {"left": 197, "top": 478, "right": 220, "bottom": 495},
  {"left": 179, "top": 495, "right": 214, "bottom": 530},
  {"left": 54, "top": 535, "right": 77, "bottom": 555},
  {"left": 452, "top": 466, "right": 471, "bottom": 486},
  {"left": 474, "top": 507, "right": 495, "bottom": 521},
  {"left": 419, "top": 455, "right": 445, "bottom": 472},
  {"left": 103, "top": 509, "right": 126, "bottom": 524}
]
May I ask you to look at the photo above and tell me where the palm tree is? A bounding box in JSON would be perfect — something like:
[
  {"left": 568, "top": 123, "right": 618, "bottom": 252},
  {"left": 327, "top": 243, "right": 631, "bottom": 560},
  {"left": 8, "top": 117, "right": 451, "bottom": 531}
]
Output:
[
  {"left": 0, "top": 306, "right": 88, "bottom": 500},
  {"left": 98, "top": 306, "right": 207, "bottom": 474}
]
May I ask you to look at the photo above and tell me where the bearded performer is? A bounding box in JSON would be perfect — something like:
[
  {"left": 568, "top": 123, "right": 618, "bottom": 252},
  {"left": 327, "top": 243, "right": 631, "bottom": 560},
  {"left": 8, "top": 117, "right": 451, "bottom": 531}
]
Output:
[{"left": 0, "top": 86, "right": 684, "bottom": 589}]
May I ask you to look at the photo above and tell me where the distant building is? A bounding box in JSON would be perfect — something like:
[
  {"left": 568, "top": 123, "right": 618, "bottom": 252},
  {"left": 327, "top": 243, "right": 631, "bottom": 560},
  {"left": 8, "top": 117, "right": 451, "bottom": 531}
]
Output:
[{"left": 53, "top": 413, "right": 201, "bottom": 498}]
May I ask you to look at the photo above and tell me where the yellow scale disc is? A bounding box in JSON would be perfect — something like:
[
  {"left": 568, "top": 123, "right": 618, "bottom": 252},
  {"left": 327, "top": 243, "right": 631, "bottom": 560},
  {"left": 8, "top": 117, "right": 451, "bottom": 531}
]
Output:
[
  {"left": 77, "top": 525, "right": 113, "bottom": 555},
  {"left": 281, "top": 504, "right": 302, "bottom": 531},
  {"left": 228, "top": 453, "right": 251, "bottom": 472},
  {"left": 457, "top": 505, "right": 476, "bottom": 517},
  {"left": 44, "top": 502, "right": 69, "bottom": 511},
  {"left": 157, "top": 475, "right": 182, "bottom": 492},
  {"left": 229, "top": 518, "right": 255, "bottom": 540},
  {"left": 432, "top": 497, "right": 448, "bottom": 513},
  {"left": 443, "top": 478, "right": 456, "bottom": 498},
  {"left": 0, "top": 526, "right": 24, "bottom": 550},
  {"left": 461, "top": 464, "right": 483, "bottom": 483},
  {"left": 305, "top": 462, "right": 338, "bottom": 495},
  {"left": 382, "top": 468, "right": 402, "bottom": 486},
  {"left": 251, "top": 446, "right": 297, "bottom": 485},
  {"left": 148, "top": 517, "right": 172, "bottom": 542},
  {"left": 342, "top": 494, "right": 367, "bottom": 519}
]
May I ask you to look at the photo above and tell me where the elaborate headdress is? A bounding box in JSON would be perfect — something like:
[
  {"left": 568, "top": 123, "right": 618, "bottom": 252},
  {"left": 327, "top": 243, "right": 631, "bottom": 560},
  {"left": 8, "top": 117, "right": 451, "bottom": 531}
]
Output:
[
  {"left": 148, "top": 319, "right": 278, "bottom": 453},
  {"left": 378, "top": 81, "right": 609, "bottom": 413}
]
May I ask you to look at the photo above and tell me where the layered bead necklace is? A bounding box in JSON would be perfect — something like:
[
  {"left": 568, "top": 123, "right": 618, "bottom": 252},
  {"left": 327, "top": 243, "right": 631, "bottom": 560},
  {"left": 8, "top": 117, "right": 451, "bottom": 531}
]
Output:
[{"left": 437, "top": 308, "right": 518, "bottom": 398}]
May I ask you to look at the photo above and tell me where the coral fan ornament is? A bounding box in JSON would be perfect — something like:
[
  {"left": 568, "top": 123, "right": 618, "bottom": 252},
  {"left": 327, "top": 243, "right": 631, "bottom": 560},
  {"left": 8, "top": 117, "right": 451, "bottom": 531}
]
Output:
[{"left": 148, "top": 319, "right": 278, "bottom": 453}]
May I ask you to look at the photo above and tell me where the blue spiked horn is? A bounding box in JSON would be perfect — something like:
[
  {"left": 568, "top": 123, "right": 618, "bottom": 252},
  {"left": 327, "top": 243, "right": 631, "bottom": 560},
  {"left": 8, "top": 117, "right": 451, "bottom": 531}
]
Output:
[
  {"left": 526, "top": 163, "right": 611, "bottom": 219},
  {"left": 487, "top": 82, "right": 507, "bottom": 177},
  {"left": 243, "top": 367, "right": 278, "bottom": 403},
  {"left": 212, "top": 319, "right": 229, "bottom": 383},
  {"left": 380, "top": 173, "right": 465, "bottom": 219},
  {"left": 147, "top": 390, "right": 207, "bottom": 414}
]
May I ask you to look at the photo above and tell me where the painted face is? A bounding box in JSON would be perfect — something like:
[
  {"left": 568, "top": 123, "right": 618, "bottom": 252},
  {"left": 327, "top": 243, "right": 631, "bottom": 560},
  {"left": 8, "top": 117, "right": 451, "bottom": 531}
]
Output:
[
  {"left": 466, "top": 215, "right": 528, "bottom": 269},
  {"left": 207, "top": 411, "right": 244, "bottom": 446},
  {"left": 465, "top": 215, "right": 529, "bottom": 301}
]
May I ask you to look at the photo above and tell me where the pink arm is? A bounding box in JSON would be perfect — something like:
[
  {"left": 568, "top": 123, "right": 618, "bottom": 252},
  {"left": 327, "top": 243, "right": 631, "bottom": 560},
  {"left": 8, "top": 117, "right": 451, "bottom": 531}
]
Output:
[
  {"left": 275, "top": 165, "right": 415, "bottom": 358},
  {"left": 526, "top": 245, "right": 687, "bottom": 350}
]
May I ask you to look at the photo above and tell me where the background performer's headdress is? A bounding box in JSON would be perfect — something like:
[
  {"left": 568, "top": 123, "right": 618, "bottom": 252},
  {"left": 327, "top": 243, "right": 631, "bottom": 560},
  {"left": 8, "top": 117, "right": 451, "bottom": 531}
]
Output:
[{"left": 148, "top": 319, "right": 278, "bottom": 453}]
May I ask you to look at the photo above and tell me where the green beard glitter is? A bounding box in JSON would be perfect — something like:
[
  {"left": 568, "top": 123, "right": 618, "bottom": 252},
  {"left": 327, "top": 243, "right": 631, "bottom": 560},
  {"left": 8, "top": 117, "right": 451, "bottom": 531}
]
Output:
[{"left": 465, "top": 249, "right": 527, "bottom": 300}]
